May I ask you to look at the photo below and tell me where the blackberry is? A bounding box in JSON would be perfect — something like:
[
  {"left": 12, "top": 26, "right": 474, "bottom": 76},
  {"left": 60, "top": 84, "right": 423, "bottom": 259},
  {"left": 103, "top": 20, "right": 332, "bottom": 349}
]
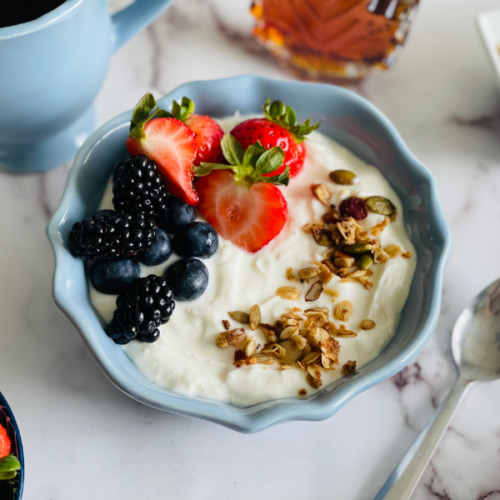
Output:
[
  {"left": 106, "top": 275, "right": 175, "bottom": 344},
  {"left": 68, "top": 210, "right": 155, "bottom": 261},
  {"left": 113, "top": 155, "right": 167, "bottom": 218}
]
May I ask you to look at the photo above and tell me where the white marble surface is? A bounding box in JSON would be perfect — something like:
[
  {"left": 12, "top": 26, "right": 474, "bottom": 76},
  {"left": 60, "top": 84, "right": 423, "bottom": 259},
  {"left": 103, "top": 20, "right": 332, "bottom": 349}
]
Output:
[{"left": 2, "top": 0, "right": 500, "bottom": 498}]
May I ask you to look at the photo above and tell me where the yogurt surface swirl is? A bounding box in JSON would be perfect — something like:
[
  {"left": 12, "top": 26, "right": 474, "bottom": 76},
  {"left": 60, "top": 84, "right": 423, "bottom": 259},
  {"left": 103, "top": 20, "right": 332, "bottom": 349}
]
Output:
[{"left": 90, "top": 115, "right": 416, "bottom": 407}]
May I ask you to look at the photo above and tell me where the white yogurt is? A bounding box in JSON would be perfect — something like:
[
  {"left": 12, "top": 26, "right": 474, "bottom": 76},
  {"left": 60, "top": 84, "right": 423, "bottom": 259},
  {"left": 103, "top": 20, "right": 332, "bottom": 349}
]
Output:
[{"left": 90, "top": 116, "right": 416, "bottom": 407}]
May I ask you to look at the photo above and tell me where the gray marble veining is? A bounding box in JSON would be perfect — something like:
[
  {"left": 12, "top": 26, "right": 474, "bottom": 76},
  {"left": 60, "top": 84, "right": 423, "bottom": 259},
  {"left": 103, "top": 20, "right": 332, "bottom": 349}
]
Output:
[{"left": 1, "top": 0, "right": 500, "bottom": 498}]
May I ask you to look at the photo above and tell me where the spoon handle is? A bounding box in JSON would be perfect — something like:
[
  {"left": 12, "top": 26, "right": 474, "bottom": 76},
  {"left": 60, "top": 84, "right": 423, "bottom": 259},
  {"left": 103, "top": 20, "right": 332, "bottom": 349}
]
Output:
[{"left": 375, "top": 376, "right": 472, "bottom": 500}]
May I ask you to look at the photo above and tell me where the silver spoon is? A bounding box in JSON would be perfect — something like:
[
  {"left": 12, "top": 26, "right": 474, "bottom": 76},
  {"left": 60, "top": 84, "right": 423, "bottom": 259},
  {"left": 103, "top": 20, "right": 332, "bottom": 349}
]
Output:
[{"left": 375, "top": 277, "right": 500, "bottom": 500}]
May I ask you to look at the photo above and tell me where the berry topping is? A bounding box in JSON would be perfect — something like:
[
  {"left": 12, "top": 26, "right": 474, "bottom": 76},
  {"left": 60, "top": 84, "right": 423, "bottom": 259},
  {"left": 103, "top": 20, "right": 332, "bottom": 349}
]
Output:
[
  {"left": 172, "top": 222, "right": 218, "bottom": 259},
  {"left": 138, "top": 229, "right": 172, "bottom": 266},
  {"left": 162, "top": 96, "right": 224, "bottom": 165},
  {"left": 339, "top": 197, "right": 368, "bottom": 221},
  {"left": 0, "top": 425, "right": 11, "bottom": 459},
  {"left": 113, "top": 154, "right": 168, "bottom": 219},
  {"left": 68, "top": 210, "right": 155, "bottom": 261},
  {"left": 126, "top": 94, "right": 198, "bottom": 205},
  {"left": 90, "top": 259, "right": 140, "bottom": 294},
  {"left": 230, "top": 98, "right": 320, "bottom": 178},
  {"left": 165, "top": 258, "right": 209, "bottom": 301},
  {"left": 106, "top": 275, "right": 175, "bottom": 344},
  {"left": 158, "top": 195, "right": 196, "bottom": 233},
  {"left": 186, "top": 114, "right": 224, "bottom": 165},
  {"left": 194, "top": 134, "right": 289, "bottom": 253}
]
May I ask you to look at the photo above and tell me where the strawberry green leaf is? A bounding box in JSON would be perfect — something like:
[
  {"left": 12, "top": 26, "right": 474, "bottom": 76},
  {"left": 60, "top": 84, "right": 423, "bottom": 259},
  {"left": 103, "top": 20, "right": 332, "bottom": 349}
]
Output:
[
  {"left": 156, "top": 109, "right": 172, "bottom": 119},
  {"left": 0, "top": 471, "right": 16, "bottom": 480},
  {"left": 255, "top": 146, "right": 285, "bottom": 175},
  {"left": 286, "top": 106, "right": 296, "bottom": 128},
  {"left": 162, "top": 97, "right": 195, "bottom": 122},
  {"left": 194, "top": 163, "right": 230, "bottom": 177},
  {"left": 195, "top": 134, "right": 289, "bottom": 188},
  {"left": 130, "top": 93, "right": 159, "bottom": 138},
  {"left": 263, "top": 98, "right": 321, "bottom": 143},
  {"left": 180, "top": 97, "right": 195, "bottom": 120},
  {"left": 265, "top": 166, "right": 290, "bottom": 186},
  {"left": 221, "top": 133, "right": 244, "bottom": 166},
  {"left": 269, "top": 99, "right": 286, "bottom": 120},
  {"left": 0, "top": 456, "right": 21, "bottom": 473},
  {"left": 242, "top": 141, "right": 266, "bottom": 168},
  {"left": 171, "top": 100, "right": 181, "bottom": 118}
]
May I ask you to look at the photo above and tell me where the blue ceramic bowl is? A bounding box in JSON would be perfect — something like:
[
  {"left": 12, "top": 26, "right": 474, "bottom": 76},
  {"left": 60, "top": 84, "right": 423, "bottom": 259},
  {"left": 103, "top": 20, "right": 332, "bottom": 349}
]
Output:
[
  {"left": 0, "top": 393, "right": 24, "bottom": 500},
  {"left": 47, "top": 76, "right": 450, "bottom": 433}
]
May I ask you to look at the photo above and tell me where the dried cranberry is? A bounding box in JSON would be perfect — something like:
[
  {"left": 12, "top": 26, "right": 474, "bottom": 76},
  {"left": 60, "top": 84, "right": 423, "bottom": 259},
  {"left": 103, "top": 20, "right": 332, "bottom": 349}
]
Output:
[
  {"left": 339, "top": 197, "right": 368, "bottom": 221},
  {"left": 234, "top": 350, "right": 247, "bottom": 363}
]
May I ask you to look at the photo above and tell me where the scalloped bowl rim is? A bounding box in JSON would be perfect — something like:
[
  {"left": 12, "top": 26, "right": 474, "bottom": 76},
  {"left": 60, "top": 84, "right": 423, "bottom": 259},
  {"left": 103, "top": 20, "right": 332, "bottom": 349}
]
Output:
[{"left": 47, "top": 75, "right": 451, "bottom": 433}]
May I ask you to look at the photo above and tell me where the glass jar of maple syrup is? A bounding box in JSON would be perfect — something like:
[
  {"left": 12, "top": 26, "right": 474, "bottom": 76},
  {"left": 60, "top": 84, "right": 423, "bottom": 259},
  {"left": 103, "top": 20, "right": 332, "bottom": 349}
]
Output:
[{"left": 251, "top": 0, "right": 419, "bottom": 83}]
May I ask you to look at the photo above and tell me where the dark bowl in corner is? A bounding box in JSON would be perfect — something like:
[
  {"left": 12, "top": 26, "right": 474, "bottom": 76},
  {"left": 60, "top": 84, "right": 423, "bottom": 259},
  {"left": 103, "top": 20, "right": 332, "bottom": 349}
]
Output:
[{"left": 0, "top": 392, "right": 24, "bottom": 500}]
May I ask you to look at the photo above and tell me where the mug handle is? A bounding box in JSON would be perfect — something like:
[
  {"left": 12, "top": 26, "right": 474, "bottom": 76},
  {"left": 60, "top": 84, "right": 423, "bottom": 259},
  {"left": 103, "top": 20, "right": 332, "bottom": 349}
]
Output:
[{"left": 111, "top": 0, "right": 174, "bottom": 52}]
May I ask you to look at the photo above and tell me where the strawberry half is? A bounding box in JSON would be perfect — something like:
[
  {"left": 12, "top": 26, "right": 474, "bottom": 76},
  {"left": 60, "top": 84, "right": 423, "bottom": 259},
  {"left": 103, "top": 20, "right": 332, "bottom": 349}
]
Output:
[
  {"left": 0, "top": 424, "right": 11, "bottom": 459},
  {"left": 230, "top": 99, "right": 320, "bottom": 178},
  {"left": 160, "top": 96, "right": 224, "bottom": 165},
  {"left": 127, "top": 94, "right": 198, "bottom": 205},
  {"left": 195, "top": 134, "right": 289, "bottom": 253}
]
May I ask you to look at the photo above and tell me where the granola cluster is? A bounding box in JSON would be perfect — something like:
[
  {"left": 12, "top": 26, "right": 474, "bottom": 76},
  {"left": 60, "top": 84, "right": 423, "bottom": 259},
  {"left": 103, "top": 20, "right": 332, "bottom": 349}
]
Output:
[
  {"left": 216, "top": 304, "right": 367, "bottom": 389},
  {"left": 285, "top": 184, "right": 413, "bottom": 298},
  {"left": 215, "top": 174, "right": 413, "bottom": 393}
]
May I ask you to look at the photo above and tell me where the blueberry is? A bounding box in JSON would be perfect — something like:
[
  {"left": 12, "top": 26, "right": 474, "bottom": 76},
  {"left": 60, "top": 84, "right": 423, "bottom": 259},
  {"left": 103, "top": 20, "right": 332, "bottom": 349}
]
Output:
[
  {"left": 172, "top": 222, "right": 218, "bottom": 258},
  {"left": 158, "top": 195, "right": 196, "bottom": 233},
  {"left": 90, "top": 259, "right": 140, "bottom": 294},
  {"left": 138, "top": 229, "right": 172, "bottom": 266},
  {"left": 165, "top": 258, "right": 209, "bottom": 301}
]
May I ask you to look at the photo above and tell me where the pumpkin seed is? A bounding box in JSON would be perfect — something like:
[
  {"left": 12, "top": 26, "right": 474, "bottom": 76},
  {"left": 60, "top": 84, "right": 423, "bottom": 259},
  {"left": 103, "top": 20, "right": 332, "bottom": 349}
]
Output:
[
  {"left": 329, "top": 169, "right": 358, "bottom": 185},
  {"left": 342, "top": 242, "right": 372, "bottom": 255},
  {"left": 357, "top": 253, "right": 374, "bottom": 269},
  {"left": 365, "top": 196, "right": 396, "bottom": 215},
  {"left": 228, "top": 311, "right": 250, "bottom": 324},
  {"left": 249, "top": 304, "right": 261, "bottom": 331}
]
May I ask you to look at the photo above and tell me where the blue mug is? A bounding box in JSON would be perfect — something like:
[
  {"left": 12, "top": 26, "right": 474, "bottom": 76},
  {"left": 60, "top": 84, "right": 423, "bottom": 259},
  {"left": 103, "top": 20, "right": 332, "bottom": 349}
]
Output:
[{"left": 0, "top": 0, "right": 173, "bottom": 173}]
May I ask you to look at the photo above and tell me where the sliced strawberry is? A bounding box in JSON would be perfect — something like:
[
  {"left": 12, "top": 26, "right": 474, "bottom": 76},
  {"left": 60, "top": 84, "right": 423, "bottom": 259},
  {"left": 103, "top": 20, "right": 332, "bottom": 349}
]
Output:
[
  {"left": 127, "top": 116, "right": 198, "bottom": 205},
  {"left": 194, "top": 133, "right": 290, "bottom": 252},
  {"left": 197, "top": 170, "right": 287, "bottom": 253},
  {"left": 0, "top": 424, "right": 11, "bottom": 459},
  {"left": 159, "top": 96, "right": 224, "bottom": 166},
  {"left": 185, "top": 114, "right": 224, "bottom": 165},
  {"left": 231, "top": 99, "right": 319, "bottom": 178}
]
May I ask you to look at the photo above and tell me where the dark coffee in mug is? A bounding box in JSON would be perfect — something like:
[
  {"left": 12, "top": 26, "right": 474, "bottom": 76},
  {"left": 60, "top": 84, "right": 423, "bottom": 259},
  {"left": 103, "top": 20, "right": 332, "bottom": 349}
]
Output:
[{"left": 0, "top": 1, "right": 67, "bottom": 29}]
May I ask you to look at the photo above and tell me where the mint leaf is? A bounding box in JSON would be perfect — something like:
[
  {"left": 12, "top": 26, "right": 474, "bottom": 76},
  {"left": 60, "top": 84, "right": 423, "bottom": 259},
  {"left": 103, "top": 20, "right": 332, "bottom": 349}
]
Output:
[
  {"left": 221, "top": 134, "right": 244, "bottom": 166},
  {"left": 0, "top": 456, "right": 21, "bottom": 473},
  {"left": 255, "top": 146, "right": 285, "bottom": 175}
]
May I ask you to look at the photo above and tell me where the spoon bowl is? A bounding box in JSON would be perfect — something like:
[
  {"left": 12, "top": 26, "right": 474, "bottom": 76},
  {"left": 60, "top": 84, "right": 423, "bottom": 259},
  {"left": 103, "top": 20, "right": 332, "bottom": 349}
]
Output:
[
  {"left": 452, "top": 278, "right": 500, "bottom": 381},
  {"left": 377, "top": 277, "right": 500, "bottom": 500}
]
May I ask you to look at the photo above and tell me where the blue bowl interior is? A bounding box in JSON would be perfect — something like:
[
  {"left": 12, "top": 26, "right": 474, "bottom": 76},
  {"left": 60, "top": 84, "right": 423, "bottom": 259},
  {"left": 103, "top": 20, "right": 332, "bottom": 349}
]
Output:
[
  {"left": 0, "top": 393, "right": 24, "bottom": 500},
  {"left": 49, "top": 76, "right": 450, "bottom": 433}
]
